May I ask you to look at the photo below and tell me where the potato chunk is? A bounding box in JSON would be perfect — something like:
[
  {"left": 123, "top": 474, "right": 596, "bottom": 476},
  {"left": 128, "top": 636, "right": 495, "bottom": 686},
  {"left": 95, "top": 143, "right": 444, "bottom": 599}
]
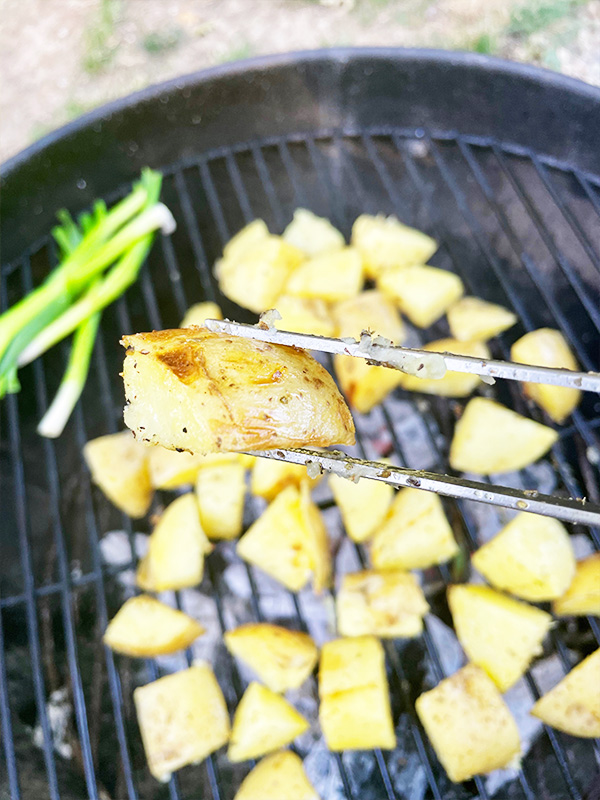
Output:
[
  {"left": 286, "top": 247, "right": 363, "bottom": 303},
  {"left": 553, "top": 554, "right": 600, "bottom": 617},
  {"left": 134, "top": 663, "right": 230, "bottom": 781},
  {"left": 337, "top": 570, "right": 429, "bottom": 638},
  {"left": 332, "top": 290, "right": 406, "bottom": 413},
  {"left": 84, "top": 430, "right": 153, "bottom": 518},
  {"left": 148, "top": 447, "right": 207, "bottom": 489},
  {"left": 415, "top": 664, "right": 520, "bottom": 783},
  {"left": 531, "top": 649, "right": 600, "bottom": 737},
  {"left": 448, "top": 585, "right": 551, "bottom": 691},
  {"left": 283, "top": 208, "right": 345, "bottom": 256},
  {"left": 378, "top": 265, "right": 464, "bottom": 328},
  {"left": 137, "top": 494, "right": 212, "bottom": 591},
  {"left": 223, "top": 219, "right": 270, "bottom": 259},
  {"left": 179, "top": 301, "right": 223, "bottom": 328},
  {"left": 351, "top": 214, "right": 437, "bottom": 278},
  {"left": 122, "top": 328, "right": 355, "bottom": 455},
  {"left": 329, "top": 470, "right": 393, "bottom": 543},
  {"left": 228, "top": 682, "right": 309, "bottom": 762},
  {"left": 104, "top": 595, "right": 204, "bottom": 657},
  {"left": 234, "top": 751, "right": 320, "bottom": 800},
  {"left": 319, "top": 636, "right": 395, "bottom": 750},
  {"left": 511, "top": 328, "right": 581, "bottom": 423},
  {"left": 372, "top": 489, "right": 459, "bottom": 570},
  {"left": 251, "top": 457, "right": 321, "bottom": 502},
  {"left": 216, "top": 233, "right": 304, "bottom": 314},
  {"left": 401, "top": 338, "right": 490, "bottom": 397},
  {"left": 449, "top": 397, "right": 558, "bottom": 474},
  {"left": 224, "top": 623, "right": 318, "bottom": 692},
  {"left": 273, "top": 296, "right": 335, "bottom": 337},
  {"left": 472, "top": 512, "right": 575, "bottom": 601},
  {"left": 447, "top": 296, "right": 517, "bottom": 342},
  {"left": 195, "top": 461, "right": 246, "bottom": 540},
  {"left": 237, "top": 484, "right": 330, "bottom": 592}
]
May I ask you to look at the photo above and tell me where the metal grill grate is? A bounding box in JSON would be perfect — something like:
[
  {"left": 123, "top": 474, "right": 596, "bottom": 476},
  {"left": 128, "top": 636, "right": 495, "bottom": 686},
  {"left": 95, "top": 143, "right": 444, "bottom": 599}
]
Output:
[{"left": 1, "top": 129, "right": 600, "bottom": 800}]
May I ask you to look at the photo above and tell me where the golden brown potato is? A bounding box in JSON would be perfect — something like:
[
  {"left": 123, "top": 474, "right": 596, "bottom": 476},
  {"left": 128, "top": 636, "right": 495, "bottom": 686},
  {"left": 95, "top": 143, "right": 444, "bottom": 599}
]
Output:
[
  {"left": 273, "top": 295, "right": 335, "bottom": 337},
  {"left": 103, "top": 595, "right": 204, "bottom": 657},
  {"left": 122, "top": 328, "right": 355, "bottom": 455},
  {"left": 416, "top": 664, "right": 521, "bottom": 783},
  {"left": 553, "top": 554, "right": 600, "bottom": 617},
  {"left": 83, "top": 430, "right": 153, "bottom": 518},
  {"left": 447, "top": 296, "right": 517, "bottom": 342},
  {"left": 471, "top": 512, "right": 575, "bottom": 601},
  {"left": 228, "top": 682, "right": 309, "bottom": 762},
  {"left": 449, "top": 397, "right": 558, "bottom": 474},
  {"left": 319, "top": 636, "right": 395, "bottom": 751},
  {"left": 134, "top": 663, "right": 230, "bottom": 781},
  {"left": 251, "top": 457, "right": 321, "bottom": 502},
  {"left": 286, "top": 247, "right": 363, "bottom": 303},
  {"left": 136, "top": 494, "right": 212, "bottom": 592},
  {"left": 371, "top": 489, "right": 459, "bottom": 570},
  {"left": 233, "top": 751, "right": 320, "bottom": 800},
  {"left": 448, "top": 585, "right": 552, "bottom": 692},
  {"left": 336, "top": 570, "right": 429, "bottom": 638},
  {"left": 401, "top": 338, "right": 491, "bottom": 397},
  {"left": 216, "top": 227, "right": 304, "bottom": 313},
  {"left": 329, "top": 470, "right": 393, "bottom": 543},
  {"left": 237, "top": 484, "right": 330, "bottom": 592},
  {"left": 195, "top": 461, "right": 246, "bottom": 540},
  {"left": 332, "top": 290, "right": 406, "bottom": 413},
  {"left": 351, "top": 214, "right": 437, "bottom": 278},
  {"left": 511, "top": 328, "right": 581, "bottom": 423},
  {"left": 224, "top": 623, "right": 318, "bottom": 692},
  {"left": 179, "top": 301, "right": 223, "bottom": 328},
  {"left": 283, "top": 208, "right": 345, "bottom": 256},
  {"left": 531, "top": 649, "right": 600, "bottom": 737},
  {"left": 378, "top": 265, "right": 464, "bottom": 328}
]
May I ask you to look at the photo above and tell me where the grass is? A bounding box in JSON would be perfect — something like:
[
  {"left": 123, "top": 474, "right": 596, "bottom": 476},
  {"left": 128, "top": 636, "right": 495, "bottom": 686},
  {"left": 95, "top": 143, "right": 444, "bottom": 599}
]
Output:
[
  {"left": 82, "top": 0, "right": 121, "bottom": 74},
  {"left": 508, "top": 0, "right": 580, "bottom": 37},
  {"left": 470, "top": 33, "right": 499, "bottom": 54},
  {"left": 220, "top": 41, "right": 255, "bottom": 63},
  {"left": 142, "top": 28, "right": 183, "bottom": 55}
]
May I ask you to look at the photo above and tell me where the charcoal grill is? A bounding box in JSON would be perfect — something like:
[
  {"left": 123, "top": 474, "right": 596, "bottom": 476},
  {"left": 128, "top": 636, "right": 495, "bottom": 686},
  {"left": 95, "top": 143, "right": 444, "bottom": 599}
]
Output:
[{"left": 1, "top": 49, "right": 600, "bottom": 800}]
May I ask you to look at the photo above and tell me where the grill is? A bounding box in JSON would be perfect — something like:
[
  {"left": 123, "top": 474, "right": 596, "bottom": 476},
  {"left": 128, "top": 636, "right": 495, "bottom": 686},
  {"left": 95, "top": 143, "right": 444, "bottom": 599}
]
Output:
[{"left": 1, "top": 50, "right": 600, "bottom": 800}]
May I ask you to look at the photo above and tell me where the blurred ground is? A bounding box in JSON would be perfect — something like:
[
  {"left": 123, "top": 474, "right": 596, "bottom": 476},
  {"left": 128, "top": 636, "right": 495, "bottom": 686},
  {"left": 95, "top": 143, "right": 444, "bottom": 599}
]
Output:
[{"left": 1, "top": 0, "right": 599, "bottom": 162}]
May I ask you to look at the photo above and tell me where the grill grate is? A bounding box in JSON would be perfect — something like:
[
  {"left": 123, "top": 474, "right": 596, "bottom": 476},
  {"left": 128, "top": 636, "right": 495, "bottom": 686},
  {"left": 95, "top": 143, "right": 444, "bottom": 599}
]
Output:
[{"left": 1, "top": 129, "right": 600, "bottom": 800}]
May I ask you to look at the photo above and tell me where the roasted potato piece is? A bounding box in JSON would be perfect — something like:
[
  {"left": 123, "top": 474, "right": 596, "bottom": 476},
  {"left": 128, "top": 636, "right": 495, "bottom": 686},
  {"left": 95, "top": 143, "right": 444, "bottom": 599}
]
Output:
[
  {"left": 448, "top": 585, "right": 552, "bottom": 691},
  {"left": 122, "top": 328, "right": 355, "bottom": 455},
  {"left": 103, "top": 595, "right": 204, "bottom": 657},
  {"left": 136, "top": 493, "right": 212, "bottom": 591},
  {"left": 351, "top": 214, "right": 437, "bottom": 278},
  {"left": 449, "top": 397, "right": 558, "bottom": 474},
  {"left": 378, "top": 265, "right": 464, "bottom": 328},
  {"left": 273, "top": 295, "right": 335, "bottom": 337},
  {"left": 319, "top": 636, "right": 395, "bottom": 751},
  {"left": 237, "top": 484, "right": 330, "bottom": 592},
  {"left": 251, "top": 457, "right": 321, "bottom": 502},
  {"left": 223, "top": 219, "right": 270, "bottom": 259},
  {"left": 401, "top": 338, "right": 491, "bottom": 397},
  {"left": 148, "top": 447, "right": 208, "bottom": 489},
  {"left": 224, "top": 623, "right": 318, "bottom": 692},
  {"left": 228, "top": 682, "right": 309, "bottom": 762},
  {"left": 531, "top": 649, "right": 600, "bottom": 737},
  {"left": 283, "top": 208, "right": 345, "bottom": 256},
  {"left": 195, "top": 461, "right": 246, "bottom": 540},
  {"left": 472, "top": 512, "right": 575, "bottom": 601},
  {"left": 216, "top": 232, "right": 304, "bottom": 313},
  {"left": 286, "top": 247, "right": 363, "bottom": 303},
  {"left": 179, "top": 301, "right": 223, "bottom": 328},
  {"left": 332, "top": 290, "right": 406, "bottom": 413},
  {"left": 337, "top": 570, "right": 429, "bottom": 638},
  {"left": 84, "top": 430, "right": 153, "bottom": 518},
  {"left": 511, "top": 328, "right": 581, "bottom": 423},
  {"left": 447, "top": 296, "right": 517, "bottom": 342},
  {"left": 416, "top": 664, "right": 521, "bottom": 783},
  {"left": 372, "top": 488, "right": 459, "bottom": 570},
  {"left": 329, "top": 470, "right": 393, "bottom": 543},
  {"left": 134, "top": 663, "right": 230, "bottom": 781},
  {"left": 553, "top": 554, "right": 600, "bottom": 617},
  {"left": 234, "top": 751, "right": 320, "bottom": 800}
]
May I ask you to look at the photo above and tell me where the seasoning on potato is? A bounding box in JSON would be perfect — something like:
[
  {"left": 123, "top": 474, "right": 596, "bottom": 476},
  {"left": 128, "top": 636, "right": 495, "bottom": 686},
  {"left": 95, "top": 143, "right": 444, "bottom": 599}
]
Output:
[
  {"left": 553, "top": 554, "right": 600, "bottom": 617},
  {"left": 233, "top": 750, "right": 320, "bottom": 800}
]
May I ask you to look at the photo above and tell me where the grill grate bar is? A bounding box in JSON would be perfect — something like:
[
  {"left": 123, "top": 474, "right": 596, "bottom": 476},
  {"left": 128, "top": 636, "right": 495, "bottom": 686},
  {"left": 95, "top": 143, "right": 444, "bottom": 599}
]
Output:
[
  {"left": 0, "top": 609, "right": 20, "bottom": 799},
  {"left": 575, "top": 172, "right": 600, "bottom": 217}
]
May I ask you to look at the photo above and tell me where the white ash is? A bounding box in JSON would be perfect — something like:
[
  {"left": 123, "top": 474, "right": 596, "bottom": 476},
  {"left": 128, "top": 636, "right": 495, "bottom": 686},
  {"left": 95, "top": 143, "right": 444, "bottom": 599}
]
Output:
[
  {"left": 586, "top": 445, "right": 600, "bottom": 465},
  {"left": 33, "top": 688, "right": 73, "bottom": 760},
  {"left": 571, "top": 533, "right": 596, "bottom": 559},
  {"left": 305, "top": 459, "right": 322, "bottom": 479},
  {"left": 480, "top": 374, "right": 496, "bottom": 385}
]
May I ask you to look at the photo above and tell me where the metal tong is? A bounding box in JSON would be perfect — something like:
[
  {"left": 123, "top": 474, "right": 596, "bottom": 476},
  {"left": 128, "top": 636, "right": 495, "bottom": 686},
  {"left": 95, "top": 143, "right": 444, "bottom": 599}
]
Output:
[{"left": 205, "top": 319, "right": 600, "bottom": 527}]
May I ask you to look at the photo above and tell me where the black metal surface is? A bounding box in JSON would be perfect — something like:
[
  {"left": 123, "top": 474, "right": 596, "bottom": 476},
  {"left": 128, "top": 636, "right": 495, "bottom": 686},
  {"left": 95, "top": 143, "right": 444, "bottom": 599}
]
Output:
[{"left": 1, "top": 50, "right": 600, "bottom": 800}]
